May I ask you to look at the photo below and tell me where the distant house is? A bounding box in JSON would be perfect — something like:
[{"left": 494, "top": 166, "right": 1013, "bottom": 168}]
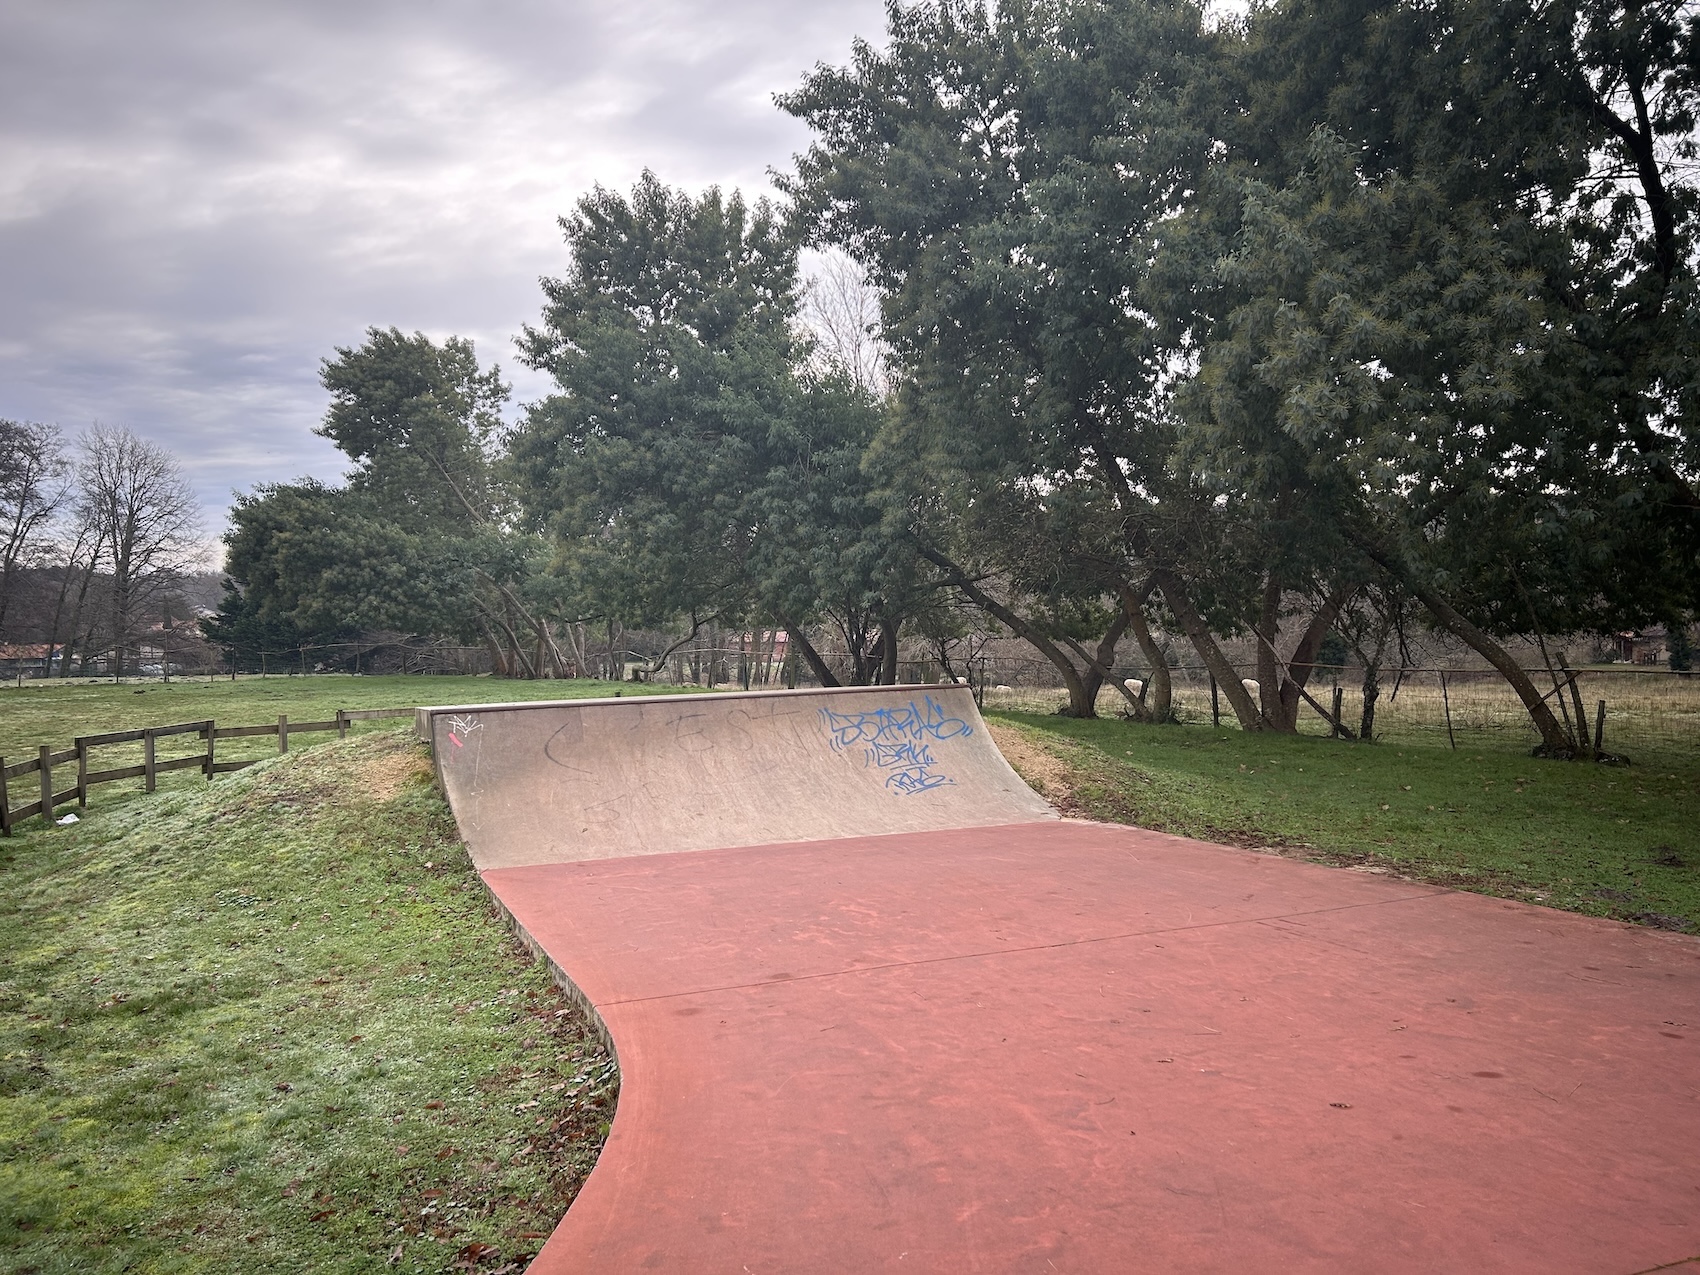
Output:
[
  {"left": 1613, "top": 627, "right": 1669, "bottom": 664},
  {"left": 0, "top": 644, "right": 61, "bottom": 678}
]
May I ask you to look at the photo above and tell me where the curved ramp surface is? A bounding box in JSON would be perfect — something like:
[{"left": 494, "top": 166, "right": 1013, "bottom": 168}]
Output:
[
  {"left": 419, "top": 689, "right": 1700, "bottom": 1271},
  {"left": 417, "top": 685, "right": 1052, "bottom": 869}
]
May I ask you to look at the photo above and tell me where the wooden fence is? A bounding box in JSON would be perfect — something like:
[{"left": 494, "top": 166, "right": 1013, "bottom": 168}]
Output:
[{"left": 0, "top": 707, "right": 416, "bottom": 835}]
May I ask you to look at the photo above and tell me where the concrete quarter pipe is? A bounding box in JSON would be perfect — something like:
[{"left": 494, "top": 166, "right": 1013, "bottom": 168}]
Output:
[
  {"left": 418, "top": 685, "right": 1055, "bottom": 869},
  {"left": 420, "top": 686, "right": 1700, "bottom": 1273}
]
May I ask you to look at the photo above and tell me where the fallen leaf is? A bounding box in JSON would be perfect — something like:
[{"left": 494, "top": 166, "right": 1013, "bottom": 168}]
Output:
[
  {"left": 308, "top": 1209, "right": 334, "bottom": 1222},
  {"left": 435, "top": 1146, "right": 458, "bottom": 1160},
  {"left": 425, "top": 1100, "right": 444, "bottom": 1110},
  {"left": 274, "top": 1082, "right": 292, "bottom": 1093}
]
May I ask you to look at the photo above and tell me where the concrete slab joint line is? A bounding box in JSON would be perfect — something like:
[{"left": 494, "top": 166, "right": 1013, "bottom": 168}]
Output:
[{"left": 422, "top": 686, "right": 1700, "bottom": 1273}]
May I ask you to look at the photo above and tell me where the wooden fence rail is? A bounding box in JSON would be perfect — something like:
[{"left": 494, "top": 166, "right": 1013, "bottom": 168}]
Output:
[{"left": 0, "top": 707, "right": 416, "bottom": 835}]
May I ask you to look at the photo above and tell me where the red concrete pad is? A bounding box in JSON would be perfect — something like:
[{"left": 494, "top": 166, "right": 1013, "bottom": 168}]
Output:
[{"left": 485, "top": 821, "right": 1700, "bottom": 1274}]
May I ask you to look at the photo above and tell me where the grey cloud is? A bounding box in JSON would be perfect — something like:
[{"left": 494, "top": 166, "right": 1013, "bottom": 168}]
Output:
[{"left": 0, "top": 0, "right": 884, "bottom": 525}]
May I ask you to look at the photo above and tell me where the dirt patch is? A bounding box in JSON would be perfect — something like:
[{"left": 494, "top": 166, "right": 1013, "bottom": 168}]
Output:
[
  {"left": 986, "top": 722, "right": 1073, "bottom": 808},
  {"left": 358, "top": 742, "right": 435, "bottom": 802}
]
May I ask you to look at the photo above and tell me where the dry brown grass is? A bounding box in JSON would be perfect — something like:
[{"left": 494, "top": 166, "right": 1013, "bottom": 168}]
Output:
[
  {"left": 980, "top": 668, "right": 1700, "bottom": 758},
  {"left": 357, "top": 739, "right": 435, "bottom": 802},
  {"left": 985, "top": 720, "right": 1072, "bottom": 807}
]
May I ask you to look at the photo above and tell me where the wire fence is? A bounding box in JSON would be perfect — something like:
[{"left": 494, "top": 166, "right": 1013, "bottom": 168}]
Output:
[
  {"left": 969, "top": 663, "right": 1700, "bottom": 759},
  {"left": 21, "top": 635, "right": 1692, "bottom": 759}
]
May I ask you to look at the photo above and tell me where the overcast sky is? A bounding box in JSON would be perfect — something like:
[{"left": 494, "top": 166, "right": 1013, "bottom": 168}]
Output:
[{"left": 0, "top": 0, "right": 887, "bottom": 530}]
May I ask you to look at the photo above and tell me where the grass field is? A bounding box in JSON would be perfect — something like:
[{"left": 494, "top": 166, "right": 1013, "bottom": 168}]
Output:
[
  {"left": 990, "top": 711, "right": 1700, "bottom": 933},
  {"left": 3, "top": 674, "right": 1694, "bottom": 1271},
  {"left": 0, "top": 674, "right": 655, "bottom": 760},
  {"left": 0, "top": 727, "right": 622, "bottom": 1275},
  {"left": 981, "top": 666, "right": 1700, "bottom": 756},
  {"left": 0, "top": 676, "right": 684, "bottom": 830}
]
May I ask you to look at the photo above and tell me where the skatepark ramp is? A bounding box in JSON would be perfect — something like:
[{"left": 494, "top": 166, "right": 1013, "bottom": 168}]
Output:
[{"left": 416, "top": 685, "right": 1055, "bottom": 869}]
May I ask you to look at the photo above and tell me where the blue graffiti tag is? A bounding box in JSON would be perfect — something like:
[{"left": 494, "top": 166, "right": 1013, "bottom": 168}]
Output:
[{"left": 819, "top": 695, "right": 971, "bottom": 794}]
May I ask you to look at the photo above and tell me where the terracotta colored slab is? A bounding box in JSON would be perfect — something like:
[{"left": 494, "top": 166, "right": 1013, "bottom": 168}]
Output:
[
  {"left": 482, "top": 821, "right": 1700, "bottom": 1273},
  {"left": 417, "top": 686, "right": 1052, "bottom": 869}
]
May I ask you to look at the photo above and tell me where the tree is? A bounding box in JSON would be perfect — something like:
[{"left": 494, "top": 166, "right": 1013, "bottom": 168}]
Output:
[
  {"left": 1164, "top": 0, "right": 1700, "bottom": 754},
  {"left": 77, "top": 425, "right": 201, "bottom": 677},
  {"left": 801, "top": 250, "right": 890, "bottom": 396},
  {"left": 783, "top": 0, "right": 1298, "bottom": 721},
  {"left": 513, "top": 172, "right": 925, "bottom": 684},
  {"left": 0, "top": 420, "right": 68, "bottom": 640},
  {"left": 211, "top": 330, "right": 575, "bottom": 677}
]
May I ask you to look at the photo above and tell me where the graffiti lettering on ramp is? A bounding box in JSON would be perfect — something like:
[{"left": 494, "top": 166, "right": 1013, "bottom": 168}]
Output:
[{"left": 818, "top": 695, "right": 970, "bottom": 794}]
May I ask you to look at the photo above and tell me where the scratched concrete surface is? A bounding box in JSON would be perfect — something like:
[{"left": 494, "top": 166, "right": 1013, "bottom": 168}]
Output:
[{"left": 416, "top": 685, "right": 1054, "bottom": 869}]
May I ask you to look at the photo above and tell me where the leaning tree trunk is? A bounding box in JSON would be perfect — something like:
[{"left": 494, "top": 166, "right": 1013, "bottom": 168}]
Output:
[
  {"left": 1358, "top": 543, "right": 1575, "bottom": 755},
  {"left": 1120, "top": 585, "right": 1173, "bottom": 723},
  {"left": 916, "top": 545, "right": 1095, "bottom": 716},
  {"left": 1151, "top": 568, "right": 1265, "bottom": 731},
  {"left": 783, "top": 622, "right": 842, "bottom": 688},
  {"left": 1079, "top": 599, "right": 1133, "bottom": 709},
  {"left": 1275, "top": 583, "right": 1358, "bottom": 731}
]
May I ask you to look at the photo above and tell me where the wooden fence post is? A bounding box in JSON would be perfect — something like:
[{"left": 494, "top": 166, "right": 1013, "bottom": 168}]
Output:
[
  {"left": 40, "top": 745, "right": 53, "bottom": 823},
  {"left": 143, "top": 729, "right": 157, "bottom": 793},
  {"left": 336, "top": 709, "right": 347, "bottom": 740},
  {"left": 1210, "top": 675, "right": 1220, "bottom": 729},
  {"left": 1594, "top": 700, "right": 1606, "bottom": 756},
  {"left": 77, "top": 739, "right": 89, "bottom": 808},
  {"left": 1, "top": 759, "right": 10, "bottom": 836},
  {"left": 1331, "top": 686, "right": 1344, "bottom": 739},
  {"left": 203, "top": 722, "right": 215, "bottom": 780},
  {"left": 1440, "top": 671, "right": 1457, "bottom": 750},
  {"left": 278, "top": 715, "right": 288, "bottom": 753}
]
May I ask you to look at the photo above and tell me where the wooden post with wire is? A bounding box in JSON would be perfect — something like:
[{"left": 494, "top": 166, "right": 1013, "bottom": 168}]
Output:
[{"left": 1440, "top": 671, "right": 1457, "bottom": 750}]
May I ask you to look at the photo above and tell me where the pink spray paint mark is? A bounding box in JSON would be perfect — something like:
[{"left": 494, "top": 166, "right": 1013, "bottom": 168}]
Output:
[{"left": 449, "top": 733, "right": 463, "bottom": 747}]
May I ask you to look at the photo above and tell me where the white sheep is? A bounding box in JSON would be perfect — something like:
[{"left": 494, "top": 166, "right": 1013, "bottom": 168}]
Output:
[
  {"left": 1241, "top": 678, "right": 1260, "bottom": 697},
  {"left": 993, "top": 684, "right": 1013, "bottom": 692},
  {"left": 1124, "top": 678, "right": 1145, "bottom": 698}
]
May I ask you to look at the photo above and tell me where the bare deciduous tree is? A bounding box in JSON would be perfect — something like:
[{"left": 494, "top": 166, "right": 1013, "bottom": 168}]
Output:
[
  {"left": 0, "top": 420, "right": 69, "bottom": 639},
  {"left": 78, "top": 425, "right": 202, "bottom": 676},
  {"left": 800, "top": 249, "right": 890, "bottom": 396}
]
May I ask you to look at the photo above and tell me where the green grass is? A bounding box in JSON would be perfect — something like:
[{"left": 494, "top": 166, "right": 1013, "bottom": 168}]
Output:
[
  {"left": 0, "top": 727, "right": 618, "bottom": 1274},
  {"left": 0, "top": 674, "right": 664, "bottom": 759},
  {"left": 0, "top": 675, "right": 702, "bottom": 829},
  {"left": 994, "top": 711, "right": 1700, "bottom": 933}
]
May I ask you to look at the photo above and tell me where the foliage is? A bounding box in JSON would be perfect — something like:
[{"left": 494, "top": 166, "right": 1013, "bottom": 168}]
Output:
[
  {"left": 209, "top": 331, "right": 580, "bottom": 678},
  {"left": 512, "top": 173, "right": 923, "bottom": 683},
  {"left": 782, "top": 0, "right": 1700, "bottom": 748}
]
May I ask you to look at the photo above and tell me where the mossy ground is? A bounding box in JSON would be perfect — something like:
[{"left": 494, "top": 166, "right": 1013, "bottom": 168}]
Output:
[
  {"left": 993, "top": 711, "right": 1700, "bottom": 933},
  {"left": 1, "top": 727, "right": 616, "bottom": 1274}
]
